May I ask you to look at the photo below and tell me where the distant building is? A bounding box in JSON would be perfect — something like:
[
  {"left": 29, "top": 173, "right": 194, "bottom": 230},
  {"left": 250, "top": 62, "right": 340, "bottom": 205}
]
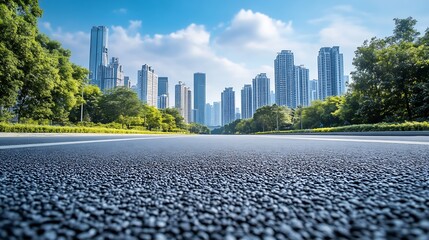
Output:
[
  {"left": 137, "top": 64, "right": 158, "bottom": 107},
  {"left": 318, "top": 46, "right": 345, "bottom": 100},
  {"left": 193, "top": 73, "right": 206, "bottom": 124},
  {"left": 221, "top": 87, "right": 235, "bottom": 126},
  {"left": 295, "top": 65, "right": 310, "bottom": 107},
  {"left": 252, "top": 73, "right": 270, "bottom": 113},
  {"left": 344, "top": 75, "right": 350, "bottom": 92},
  {"left": 124, "top": 76, "right": 131, "bottom": 88},
  {"left": 175, "top": 82, "right": 192, "bottom": 123},
  {"left": 213, "top": 102, "right": 221, "bottom": 126},
  {"left": 157, "top": 77, "right": 168, "bottom": 108},
  {"left": 235, "top": 108, "right": 241, "bottom": 121},
  {"left": 241, "top": 84, "right": 253, "bottom": 119},
  {"left": 309, "top": 79, "right": 318, "bottom": 104},
  {"left": 101, "top": 57, "right": 124, "bottom": 91},
  {"left": 205, "top": 103, "right": 213, "bottom": 126},
  {"left": 158, "top": 94, "right": 168, "bottom": 109},
  {"left": 187, "top": 88, "right": 192, "bottom": 123},
  {"left": 270, "top": 90, "right": 275, "bottom": 105},
  {"left": 275, "top": 50, "right": 295, "bottom": 108},
  {"left": 89, "top": 26, "right": 108, "bottom": 88}
]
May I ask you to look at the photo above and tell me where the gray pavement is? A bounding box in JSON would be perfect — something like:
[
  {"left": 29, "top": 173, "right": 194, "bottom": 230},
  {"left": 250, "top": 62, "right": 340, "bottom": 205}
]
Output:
[{"left": 0, "top": 134, "right": 428, "bottom": 239}]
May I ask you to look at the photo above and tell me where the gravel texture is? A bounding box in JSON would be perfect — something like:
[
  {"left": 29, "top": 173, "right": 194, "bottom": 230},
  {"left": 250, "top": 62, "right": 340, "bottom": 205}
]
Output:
[{"left": 0, "top": 135, "right": 428, "bottom": 239}]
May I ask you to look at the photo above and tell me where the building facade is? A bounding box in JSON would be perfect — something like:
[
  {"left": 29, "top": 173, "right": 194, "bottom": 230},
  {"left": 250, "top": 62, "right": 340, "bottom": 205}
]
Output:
[
  {"left": 213, "top": 102, "right": 221, "bottom": 126},
  {"left": 175, "top": 82, "right": 192, "bottom": 123},
  {"left": 193, "top": 73, "right": 206, "bottom": 125},
  {"left": 158, "top": 94, "right": 168, "bottom": 109},
  {"left": 89, "top": 26, "right": 108, "bottom": 88},
  {"left": 124, "top": 76, "right": 131, "bottom": 88},
  {"left": 241, "top": 84, "right": 253, "bottom": 119},
  {"left": 309, "top": 79, "right": 318, "bottom": 104},
  {"left": 221, "top": 87, "right": 235, "bottom": 126},
  {"left": 137, "top": 64, "right": 158, "bottom": 107},
  {"left": 274, "top": 50, "right": 295, "bottom": 108},
  {"left": 295, "top": 65, "right": 310, "bottom": 107},
  {"left": 317, "top": 46, "right": 345, "bottom": 100},
  {"left": 205, "top": 103, "right": 213, "bottom": 126},
  {"left": 157, "top": 77, "right": 168, "bottom": 109},
  {"left": 100, "top": 57, "right": 124, "bottom": 91},
  {"left": 252, "top": 73, "right": 270, "bottom": 113}
]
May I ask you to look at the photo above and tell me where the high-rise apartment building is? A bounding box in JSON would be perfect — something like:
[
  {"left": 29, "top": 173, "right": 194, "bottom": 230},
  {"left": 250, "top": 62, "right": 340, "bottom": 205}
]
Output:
[
  {"left": 295, "top": 65, "right": 310, "bottom": 107},
  {"left": 252, "top": 73, "right": 270, "bottom": 112},
  {"left": 241, "top": 84, "right": 253, "bottom": 119},
  {"left": 274, "top": 50, "right": 295, "bottom": 108},
  {"left": 137, "top": 64, "right": 158, "bottom": 107},
  {"left": 101, "top": 57, "right": 124, "bottom": 91},
  {"left": 221, "top": 87, "right": 235, "bottom": 126},
  {"left": 213, "top": 102, "right": 221, "bottom": 126},
  {"left": 193, "top": 73, "right": 206, "bottom": 124},
  {"left": 318, "top": 46, "right": 345, "bottom": 100},
  {"left": 175, "top": 82, "right": 192, "bottom": 123},
  {"left": 89, "top": 26, "right": 108, "bottom": 88},
  {"left": 270, "top": 91, "right": 275, "bottom": 105},
  {"left": 309, "top": 79, "right": 318, "bottom": 104}
]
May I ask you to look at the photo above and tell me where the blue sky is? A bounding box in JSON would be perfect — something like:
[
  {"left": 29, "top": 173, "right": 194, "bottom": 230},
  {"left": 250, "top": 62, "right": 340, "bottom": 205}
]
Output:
[{"left": 39, "top": 0, "right": 429, "bottom": 106}]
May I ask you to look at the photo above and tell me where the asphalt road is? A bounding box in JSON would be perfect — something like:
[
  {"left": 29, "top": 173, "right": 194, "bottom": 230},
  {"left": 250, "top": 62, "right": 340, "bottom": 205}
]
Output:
[{"left": 0, "top": 134, "right": 428, "bottom": 239}]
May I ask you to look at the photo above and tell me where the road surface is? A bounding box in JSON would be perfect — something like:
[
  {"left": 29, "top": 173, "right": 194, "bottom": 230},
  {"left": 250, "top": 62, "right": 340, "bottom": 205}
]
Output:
[{"left": 1, "top": 134, "right": 428, "bottom": 239}]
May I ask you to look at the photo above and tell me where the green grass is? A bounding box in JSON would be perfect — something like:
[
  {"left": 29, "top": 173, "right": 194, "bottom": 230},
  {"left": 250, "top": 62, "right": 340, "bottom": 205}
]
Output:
[
  {"left": 257, "top": 121, "right": 429, "bottom": 134},
  {"left": 0, "top": 122, "right": 188, "bottom": 135}
]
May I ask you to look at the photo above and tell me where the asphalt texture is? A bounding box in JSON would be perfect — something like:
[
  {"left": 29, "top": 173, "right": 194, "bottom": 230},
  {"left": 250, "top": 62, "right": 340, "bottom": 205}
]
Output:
[{"left": 0, "top": 134, "right": 428, "bottom": 240}]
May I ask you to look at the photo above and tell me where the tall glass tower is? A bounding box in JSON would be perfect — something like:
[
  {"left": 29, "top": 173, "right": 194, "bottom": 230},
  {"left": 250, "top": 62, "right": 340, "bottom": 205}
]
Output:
[
  {"left": 89, "top": 26, "right": 108, "bottom": 88},
  {"left": 317, "top": 46, "right": 344, "bottom": 100},
  {"left": 252, "top": 73, "right": 270, "bottom": 113},
  {"left": 221, "top": 87, "right": 235, "bottom": 126},
  {"left": 274, "top": 50, "right": 295, "bottom": 108},
  {"left": 193, "top": 73, "right": 206, "bottom": 125}
]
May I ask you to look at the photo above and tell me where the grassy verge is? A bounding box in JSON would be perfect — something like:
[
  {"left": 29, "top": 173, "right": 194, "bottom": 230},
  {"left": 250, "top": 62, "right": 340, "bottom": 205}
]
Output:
[
  {"left": 257, "top": 121, "right": 429, "bottom": 134},
  {"left": 0, "top": 122, "right": 187, "bottom": 134}
]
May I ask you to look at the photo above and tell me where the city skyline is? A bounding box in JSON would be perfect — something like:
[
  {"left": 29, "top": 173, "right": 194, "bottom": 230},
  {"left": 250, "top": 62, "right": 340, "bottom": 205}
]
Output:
[{"left": 38, "top": 1, "right": 429, "bottom": 108}]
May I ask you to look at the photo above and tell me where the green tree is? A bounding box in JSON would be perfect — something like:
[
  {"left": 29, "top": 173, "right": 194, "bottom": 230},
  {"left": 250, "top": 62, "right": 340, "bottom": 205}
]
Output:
[
  {"left": 97, "top": 87, "right": 142, "bottom": 123},
  {"left": 163, "top": 108, "right": 186, "bottom": 129},
  {"left": 253, "top": 105, "right": 292, "bottom": 132},
  {"left": 188, "top": 123, "right": 210, "bottom": 134},
  {"left": 142, "top": 105, "right": 162, "bottom": 130}
]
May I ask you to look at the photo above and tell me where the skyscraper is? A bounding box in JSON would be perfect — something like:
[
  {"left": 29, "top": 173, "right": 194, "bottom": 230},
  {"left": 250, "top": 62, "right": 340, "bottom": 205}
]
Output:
[
  {"left": 89, "top": 26, "right": 108, "bottom": 88},
  {"left": 101, "top": 57, "right": 124, "bottom": 91},
  {"left": 213, "top": 102, "right": 221, "bottom": 126},
  {"left": 221, "top": 87, "right": 235, "bottom": 126},
  {"left": 193, "top": 73, "right": 206, "bottom": 125},
  {"left": 175, "top": 82, "right": 192, "bottom": 123},
  {"left": 137, "top": 64, "right": 158, "bottom": 107},
  {"left": 318, "top": 46, "right": 345, "bottom": 100},
  {"left": 158, "top": 77, "right": 168, "bottom": 109},
  {"left": 309, "top": 79, "right": 318, "bottom": 104},
  {"left": 275, "top": 50, "right": 295, "bottom": 108},
  {"left": 158, "top": 77, "right": 168, "bottom": 96},
  {"left": 124, "top": 76, "right": 131, "bottom": 88},
  {"left": 295, "top": 65, "right": 310, "bottom": 107},
  {"left": 252, "top": 73, "right": 270, "bottom": 113},
  {"left": 241, "top": 84, "right": 252, "bottom": 119},
  {"left": 270, "top": 91, "right": 275, "bottom": 105}
]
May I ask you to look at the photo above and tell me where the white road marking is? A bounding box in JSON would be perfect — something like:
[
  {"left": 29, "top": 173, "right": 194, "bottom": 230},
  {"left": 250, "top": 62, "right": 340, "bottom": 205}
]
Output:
[
  {"left": 0, "top": 136, "right": 186, "bottom": 150},
  {"left": 257, "top": 135, "right": 429, "bottom": 145}
]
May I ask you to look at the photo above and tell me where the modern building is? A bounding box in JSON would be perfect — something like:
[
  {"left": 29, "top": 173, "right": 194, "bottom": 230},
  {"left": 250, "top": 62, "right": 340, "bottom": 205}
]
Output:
[
  {"left": 157, "top": 77, "right": 168, "bottom": 109},
  {"left": 193, "top": 73, "right": 206, "bottom": 124},
  {"left": 309, "top": 79, "right": 318, "bottom": 104},
  {"left": 158, "top": 94, "right": 168, "bottom": 109},
  {"left": 270, "top": 91, "right": 275, "bottom": 105},
  {"left": 213, "top": 102, "right": 221, "bottom": 126},
  {"left": 158, "top": 77, "right": 168, "bottom": 96},
  {"left": 221, "top": 87, "right": 235, "bottom": 126},
  {"left": 175, "top": 82, "right": 192, "bottom": 123},
  {"left": 124, "top": 76, "right": 131, "bottom": 88},
  {"left": 101, "top": 57, "right": 124, "bottom": 91},
  {"left": 205, "top": 103, "right": 213, "bottom": 126},
  {"left": 235, "top": 108, "right": 241, "bottom": 121},
  {"left": 274, "top": 50, "right": 295, "bottom": 108},
  {"left": 317, "top": 46, "right": 345, "bottom": 100},
  {"left": 137, "top": 64, "right": 158, "bottom": 107},
  {"left": 241, "top": 84, "right": 253, "bottom": 119},
  {"left": 89, "top": 26, "right": 108, "bottom": 88},
  {"left": 295, "top": 65, "right": 310, "bottom": 107},
  {"left": 252, "top": 73, "right": 270, "bottom": 113}
]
